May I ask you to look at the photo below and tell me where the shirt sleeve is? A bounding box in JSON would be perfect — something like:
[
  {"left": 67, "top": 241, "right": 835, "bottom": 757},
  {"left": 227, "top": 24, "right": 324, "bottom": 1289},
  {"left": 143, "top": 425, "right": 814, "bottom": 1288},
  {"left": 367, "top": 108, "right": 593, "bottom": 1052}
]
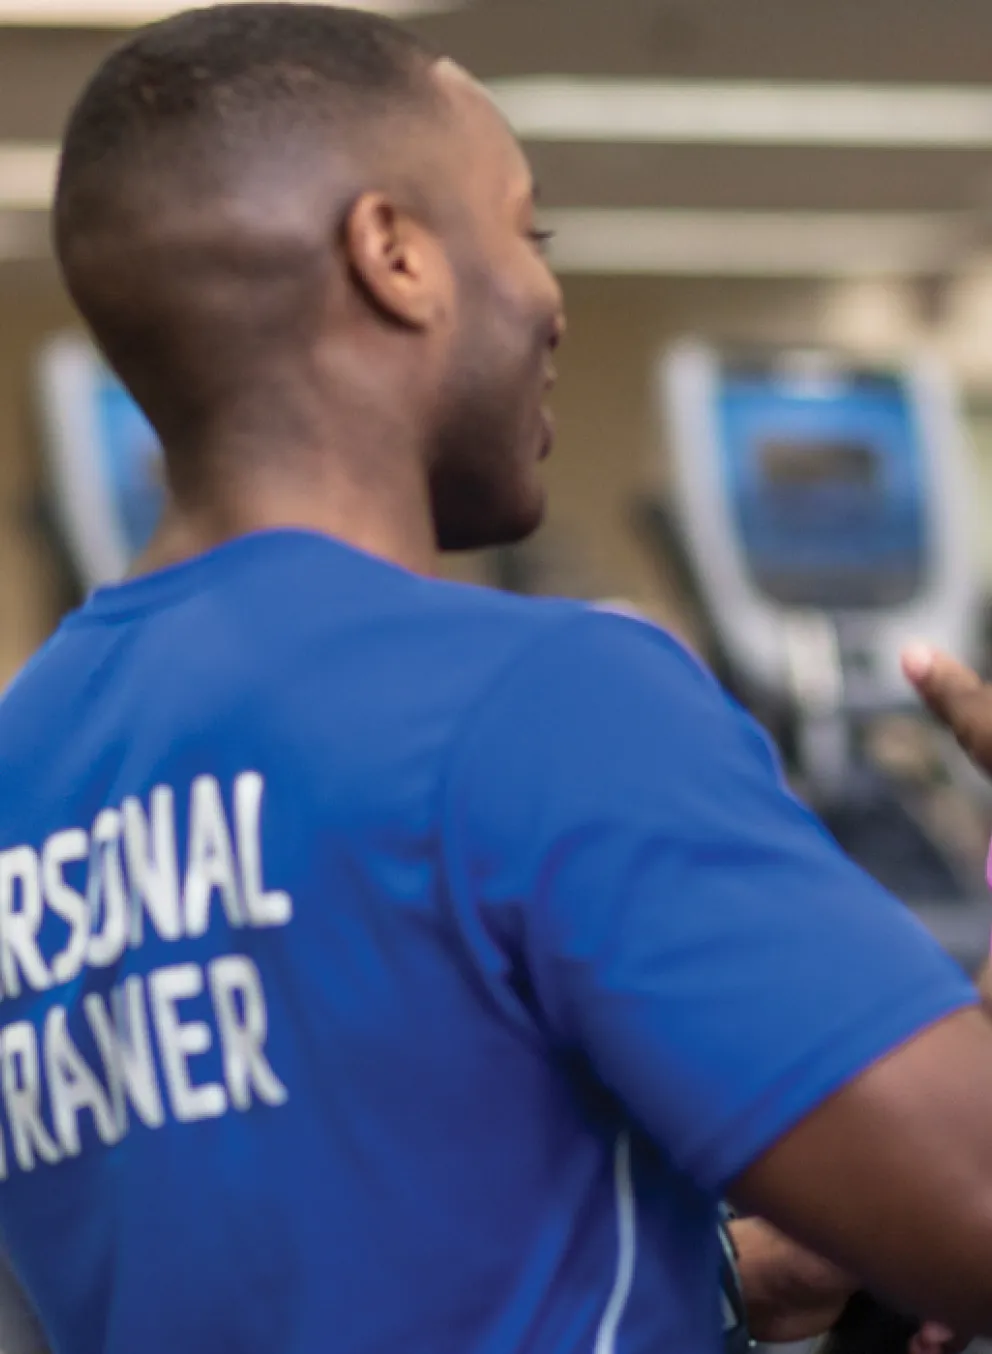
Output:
[{"left": 440, "top": 610, "right": 977, "bottom": 1193}]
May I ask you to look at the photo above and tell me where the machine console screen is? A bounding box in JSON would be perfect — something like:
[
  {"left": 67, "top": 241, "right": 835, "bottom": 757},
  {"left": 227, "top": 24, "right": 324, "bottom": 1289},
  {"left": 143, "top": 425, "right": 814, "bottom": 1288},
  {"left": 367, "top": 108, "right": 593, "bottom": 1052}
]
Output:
[
  {"left": 713, "top": 362, "right": 928, "bottom": 610},
  {"left": 760, "top": 440, "right": 878, "bottom": 491}
]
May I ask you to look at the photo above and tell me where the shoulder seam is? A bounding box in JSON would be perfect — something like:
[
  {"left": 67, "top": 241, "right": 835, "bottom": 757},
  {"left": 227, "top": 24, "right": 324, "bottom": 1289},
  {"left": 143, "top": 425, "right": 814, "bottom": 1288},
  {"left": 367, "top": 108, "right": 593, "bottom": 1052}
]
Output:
[{"left": 433, "top": 605, "right": 705, "bottom": 817}]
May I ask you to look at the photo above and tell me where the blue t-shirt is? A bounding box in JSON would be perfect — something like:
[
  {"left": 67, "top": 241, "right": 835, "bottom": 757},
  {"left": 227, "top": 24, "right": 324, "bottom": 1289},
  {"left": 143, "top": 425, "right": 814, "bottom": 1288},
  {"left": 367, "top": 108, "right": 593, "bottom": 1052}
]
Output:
[{"left": 0, "top": 529, "right": 974, "bottom": 1354}]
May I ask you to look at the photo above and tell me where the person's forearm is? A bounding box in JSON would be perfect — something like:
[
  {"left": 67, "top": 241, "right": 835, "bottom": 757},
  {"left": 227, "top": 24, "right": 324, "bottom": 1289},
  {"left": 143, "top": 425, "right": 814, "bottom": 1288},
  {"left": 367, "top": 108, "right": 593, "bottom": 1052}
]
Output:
[
  {"left": 730, "top": 1217, "right": 855, "bottom": 1344},
  {"left": 733, "top": 1220, "right": 961, "bottom": 1352},
  {"left": 734, "top": 1008, "right": 992, "bottom": 1333}
]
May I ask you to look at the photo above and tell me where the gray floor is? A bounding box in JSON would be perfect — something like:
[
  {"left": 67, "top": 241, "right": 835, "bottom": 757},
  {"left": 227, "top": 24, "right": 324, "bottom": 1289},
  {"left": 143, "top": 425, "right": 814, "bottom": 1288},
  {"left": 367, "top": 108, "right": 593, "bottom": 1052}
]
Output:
[
  {"left": 759, "top": 1342, "right": 992, "bottom": 1353},
  {"left": 0, "top": 1259, "right": 46, "bottom": 1354}
]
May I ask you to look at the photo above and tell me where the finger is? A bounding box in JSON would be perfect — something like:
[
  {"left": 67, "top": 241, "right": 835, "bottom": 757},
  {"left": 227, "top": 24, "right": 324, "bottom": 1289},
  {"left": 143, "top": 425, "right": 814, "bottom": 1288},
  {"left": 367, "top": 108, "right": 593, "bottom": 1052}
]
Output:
[
  {"left": 910, "top": 1321, "right": 967, "bottom": 1354},
  {"left": 908, "top": 1331, "right": 954, "bottom": 1354},
  {"left": 901, "top": 644, "right": 992, "bottom": 764},
  {"left": 902, "top": 645, "right": 983, "bottom": 709}
]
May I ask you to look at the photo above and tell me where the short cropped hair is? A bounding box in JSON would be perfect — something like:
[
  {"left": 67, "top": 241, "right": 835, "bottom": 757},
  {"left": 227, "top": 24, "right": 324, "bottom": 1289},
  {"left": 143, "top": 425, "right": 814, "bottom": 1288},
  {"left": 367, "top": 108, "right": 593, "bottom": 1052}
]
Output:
[
  {"left": 55, "top": 3, "right": 437, "bottom": 235},
  {"left": 53, "top": 4, "right": 442, "bottom": 453}
]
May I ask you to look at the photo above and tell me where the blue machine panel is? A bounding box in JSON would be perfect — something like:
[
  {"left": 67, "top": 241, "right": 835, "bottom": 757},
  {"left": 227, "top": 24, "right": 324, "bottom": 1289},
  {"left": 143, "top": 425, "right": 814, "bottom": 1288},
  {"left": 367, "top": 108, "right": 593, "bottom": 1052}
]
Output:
[
  {"left": 92, "top": 379, "right": 164, "bottom": 561},
  {"left": 38, "top": 335, "right": 166, "bottom": 589},
  {"left": 716, "top": 367, "right": 929, "bottom": 609}
]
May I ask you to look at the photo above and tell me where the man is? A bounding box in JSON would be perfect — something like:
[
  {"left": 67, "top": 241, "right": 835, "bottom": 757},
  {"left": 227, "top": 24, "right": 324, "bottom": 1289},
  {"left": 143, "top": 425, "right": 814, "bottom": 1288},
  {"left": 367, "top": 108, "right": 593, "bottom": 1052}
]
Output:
[{"left": 7, "top": 6, "right": 992, "bottom": 1353}]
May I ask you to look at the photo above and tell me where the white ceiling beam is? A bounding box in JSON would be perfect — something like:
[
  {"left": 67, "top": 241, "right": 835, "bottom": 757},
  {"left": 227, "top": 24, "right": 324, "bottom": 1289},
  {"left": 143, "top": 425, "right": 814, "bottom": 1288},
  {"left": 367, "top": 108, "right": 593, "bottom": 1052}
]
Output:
[
  {"left": 541, "top": 209, "right": 978, "bottom": 277},
  {"left": 489, "top": 78, "right": 992, "bottom": 150},
  {"left": 0, "top": 146, "right": 58, "bottom": 211}
]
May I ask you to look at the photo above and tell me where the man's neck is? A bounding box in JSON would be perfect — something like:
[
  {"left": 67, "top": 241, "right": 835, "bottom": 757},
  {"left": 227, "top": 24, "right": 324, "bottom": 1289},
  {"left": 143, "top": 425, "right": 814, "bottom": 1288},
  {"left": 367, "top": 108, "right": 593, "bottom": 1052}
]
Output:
[{"left": 132, "top": 464, "right": 439, "bottom": 580}]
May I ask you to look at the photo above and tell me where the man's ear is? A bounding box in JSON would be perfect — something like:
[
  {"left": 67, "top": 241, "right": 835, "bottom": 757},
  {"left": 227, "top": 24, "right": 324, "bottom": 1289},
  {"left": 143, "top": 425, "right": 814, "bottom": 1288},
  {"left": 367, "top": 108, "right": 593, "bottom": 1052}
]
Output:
[{"left": 343, "top": 191, "right": 451, "bottom": 329}]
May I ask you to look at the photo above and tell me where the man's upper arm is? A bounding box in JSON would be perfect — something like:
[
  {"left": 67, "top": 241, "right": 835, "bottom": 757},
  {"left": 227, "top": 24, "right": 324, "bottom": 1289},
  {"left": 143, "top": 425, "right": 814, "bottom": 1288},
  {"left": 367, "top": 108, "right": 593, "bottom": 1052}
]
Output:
[
  {"left": 733, "top": 1006, "right": 992, "bottom": 1329},
  {"left": 977, "top": 959, "right": 992, "bottom": 1015},
  {"left": 441, "top": 611, "right": 976, "bottom": 1190}
]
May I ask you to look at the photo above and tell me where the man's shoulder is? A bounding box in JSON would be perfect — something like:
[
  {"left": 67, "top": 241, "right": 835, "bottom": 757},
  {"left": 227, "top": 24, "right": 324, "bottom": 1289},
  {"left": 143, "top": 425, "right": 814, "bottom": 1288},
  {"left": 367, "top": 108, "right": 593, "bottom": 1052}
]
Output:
[
  {"left": 0, "top": 622, "right": 88, "bottom": 726},
  {"left": 412, "top": 574, "right": 583, "bottom": 645},
  {"left": 401, "top": 584, "right": 720, "bottom": 720},
  {"left": 421, "top": 588, "right": 717, "bottom": 707}
]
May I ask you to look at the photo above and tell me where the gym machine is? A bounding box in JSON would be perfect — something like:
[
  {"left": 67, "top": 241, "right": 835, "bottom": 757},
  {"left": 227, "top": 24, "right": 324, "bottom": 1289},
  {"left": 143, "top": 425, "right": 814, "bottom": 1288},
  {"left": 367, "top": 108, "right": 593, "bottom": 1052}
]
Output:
[{"left": 650, "top": 341, "right": 992, "bottom": 973}]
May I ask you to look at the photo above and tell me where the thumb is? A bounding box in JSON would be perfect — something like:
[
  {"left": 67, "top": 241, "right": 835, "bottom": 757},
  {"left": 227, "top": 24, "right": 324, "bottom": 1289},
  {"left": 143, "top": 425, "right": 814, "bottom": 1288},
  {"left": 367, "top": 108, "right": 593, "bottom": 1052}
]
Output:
[
  {"left": 909, "top": 1325, "right": 967, "bottom": 1354},
  {"left": 901, "top": 643, "right": 992, "bottom": 766}
]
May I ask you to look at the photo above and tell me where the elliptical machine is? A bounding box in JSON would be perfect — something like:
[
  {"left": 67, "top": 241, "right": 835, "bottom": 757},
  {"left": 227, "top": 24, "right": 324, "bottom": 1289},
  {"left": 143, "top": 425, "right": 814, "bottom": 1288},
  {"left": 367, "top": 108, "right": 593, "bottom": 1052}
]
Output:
[{"left": 647, "top": 340, "right": 992, "bottom": 972}]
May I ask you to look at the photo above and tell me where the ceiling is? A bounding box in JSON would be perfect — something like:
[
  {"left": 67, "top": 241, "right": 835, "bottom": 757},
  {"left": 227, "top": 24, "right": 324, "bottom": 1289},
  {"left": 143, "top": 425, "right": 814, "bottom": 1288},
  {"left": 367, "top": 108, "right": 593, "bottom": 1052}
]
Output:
[{"left": 6, "top": 0, "right": 992, "bottom": 274}]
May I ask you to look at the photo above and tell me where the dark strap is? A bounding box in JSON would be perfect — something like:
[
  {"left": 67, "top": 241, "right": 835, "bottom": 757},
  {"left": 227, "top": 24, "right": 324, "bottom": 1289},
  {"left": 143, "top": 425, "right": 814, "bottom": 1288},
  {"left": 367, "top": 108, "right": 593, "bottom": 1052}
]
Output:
[
  {"left": 718, "top": 1209, "right": 754, "bottom": 1354},
  {"left": 817, "top": 1291, "right": 920, "bottom": 1354}
]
